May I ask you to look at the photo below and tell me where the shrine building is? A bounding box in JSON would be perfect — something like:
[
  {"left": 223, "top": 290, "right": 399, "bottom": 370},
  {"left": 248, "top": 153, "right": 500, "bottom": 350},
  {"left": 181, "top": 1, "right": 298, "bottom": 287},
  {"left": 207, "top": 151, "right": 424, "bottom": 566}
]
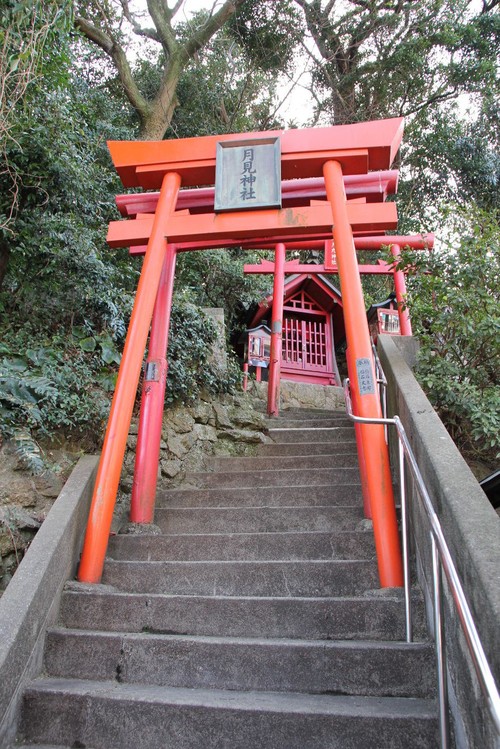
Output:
[{"left": 246, "top": 270, "right": 345, "bottom": 387}]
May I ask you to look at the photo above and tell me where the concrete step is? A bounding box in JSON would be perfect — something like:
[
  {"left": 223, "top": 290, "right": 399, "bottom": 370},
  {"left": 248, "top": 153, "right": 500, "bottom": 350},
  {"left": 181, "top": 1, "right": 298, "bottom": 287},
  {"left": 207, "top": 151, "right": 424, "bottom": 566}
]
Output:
[
  {"left": 16, "top": 745, "right": 70, "bottom": 749},
  {"left": 60, "top": 587, "right": 425, "bottom": 641},
  {"left": 156, "top": 484, "right": 363, "bottom": 508},
  {"left": 44, "top": 629, "right": 436, "bottom": 698},
  {"left": 154, "top": 505, "right": 365, "bottom": 534},
  {"left": 206, "top": 453, "right": 359, "bottom": 473},
  {"left": 101, "top": 559, "right": 379, "bottom": 597},
  {"left": 21, "top": 679, "right": 438, "bottom": 749},
  {"left": 267, "top": 417, "right": 353, "bottom": 430},
  {"left": 275, "top": 408, "right": 344, "bottom": 419},
  {"left": 185, "top": 466, "right": 361, "bottom": 488},
  {"left": 107, "top": 530, "right": 376, "bottom": 562},
  {"left": 255, "top": 440, "right": 357, "bottom": 456},
  {"left": 269, "top": 426, "right": 355, "bottom": 443}
]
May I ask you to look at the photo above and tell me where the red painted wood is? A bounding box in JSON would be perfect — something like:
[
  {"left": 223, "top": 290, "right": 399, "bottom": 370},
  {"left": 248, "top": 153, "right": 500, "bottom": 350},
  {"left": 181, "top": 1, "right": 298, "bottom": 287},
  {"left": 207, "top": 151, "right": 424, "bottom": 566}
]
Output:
[
  {"left": 323, "top": 158, "right": 402, "bottom": 587},
  {"left": 108, "top": 118, "right": 403, "bottom": 188},
  {"left": 107, "top": 203, "right": 398, "bottom": 248},
  {"left": 115, "top": 171, "right": 400, "bottom": 218},
  {"left": 267, "top": 243, "right": 286, "bottom": 417},
  {"left": 130, "top": 245, "right": 177, "bottom": 524}
]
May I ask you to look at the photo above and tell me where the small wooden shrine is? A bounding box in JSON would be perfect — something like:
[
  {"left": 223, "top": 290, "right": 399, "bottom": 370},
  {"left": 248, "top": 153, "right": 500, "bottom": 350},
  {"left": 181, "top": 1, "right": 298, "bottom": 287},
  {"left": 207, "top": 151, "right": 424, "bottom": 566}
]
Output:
[
  {"left": 367, "top": 292, "right": 401, "bottom": 341},
  {"left": 247, "top": 271, "right": 344, "bottom": 386}
]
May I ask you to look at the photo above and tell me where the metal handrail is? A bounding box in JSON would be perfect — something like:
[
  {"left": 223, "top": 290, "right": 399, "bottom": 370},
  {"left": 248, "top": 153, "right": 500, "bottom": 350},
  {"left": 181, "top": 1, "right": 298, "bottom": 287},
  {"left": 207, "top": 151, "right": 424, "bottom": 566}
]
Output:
[{"left": 343, "top": 375, "right": 500, "bottom": 748}]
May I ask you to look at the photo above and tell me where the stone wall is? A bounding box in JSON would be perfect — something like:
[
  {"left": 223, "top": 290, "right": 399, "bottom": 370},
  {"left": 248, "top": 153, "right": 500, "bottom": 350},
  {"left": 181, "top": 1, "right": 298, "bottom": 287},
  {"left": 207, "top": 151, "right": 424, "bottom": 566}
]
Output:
[
  {"left": 378, "top": 335, "right": 500, "bottom": 748},
  {"left": 253, "top": 380, "right": 345, "bottom": 412},
  {"left": 121, "top": 389, "right": 270, "bottom": 493},
  {"left": 0, "top": 447, "right": 67, "bottom": 594}
]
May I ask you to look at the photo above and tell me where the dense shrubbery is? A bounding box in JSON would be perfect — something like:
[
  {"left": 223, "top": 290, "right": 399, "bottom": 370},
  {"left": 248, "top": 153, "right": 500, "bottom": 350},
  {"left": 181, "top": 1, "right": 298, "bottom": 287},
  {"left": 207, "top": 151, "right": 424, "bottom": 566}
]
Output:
[
  {"left": 404, "top": 207, "right": 500, "bottom": 465},
  {"left": 0, "top": 303, "right": 241, "bottom": 471},
  {"left": 0, "top": 61, "right": 250, "bottom": 467},
  {"left": 167, "top": 302, "right": 241, "bottom": 405}
]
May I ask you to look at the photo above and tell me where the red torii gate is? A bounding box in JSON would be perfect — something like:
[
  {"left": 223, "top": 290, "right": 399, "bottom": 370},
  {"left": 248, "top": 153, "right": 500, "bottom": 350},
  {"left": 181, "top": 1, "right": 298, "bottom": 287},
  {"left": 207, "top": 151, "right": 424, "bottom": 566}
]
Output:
[{"left": 78, "top": 118, "right": 408, "bottom": 590}]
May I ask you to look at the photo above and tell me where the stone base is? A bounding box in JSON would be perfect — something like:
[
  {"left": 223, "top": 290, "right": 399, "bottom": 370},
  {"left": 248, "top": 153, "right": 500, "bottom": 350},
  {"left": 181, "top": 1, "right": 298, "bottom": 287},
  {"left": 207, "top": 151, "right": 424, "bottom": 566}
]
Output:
[{"left": 252, "top": 380, "right": 345, "bottom": 412}]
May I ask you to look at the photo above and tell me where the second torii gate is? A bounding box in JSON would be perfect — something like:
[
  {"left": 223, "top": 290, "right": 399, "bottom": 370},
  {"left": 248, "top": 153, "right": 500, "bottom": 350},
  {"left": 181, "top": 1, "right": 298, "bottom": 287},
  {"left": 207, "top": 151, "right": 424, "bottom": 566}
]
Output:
[
  {"left": 243, "top": 232, "right": 433, "bottom": 415},
  {"left": 78, "top": 118, "right": 408, "bottom": 590}
]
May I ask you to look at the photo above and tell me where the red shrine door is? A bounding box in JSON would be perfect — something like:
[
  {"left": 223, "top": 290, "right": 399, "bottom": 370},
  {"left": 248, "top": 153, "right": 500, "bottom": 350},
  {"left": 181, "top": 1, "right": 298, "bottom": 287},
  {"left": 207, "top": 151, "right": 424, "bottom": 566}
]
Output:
[{"left": 281, "top": 290, "right": 336, "bottom": 385}]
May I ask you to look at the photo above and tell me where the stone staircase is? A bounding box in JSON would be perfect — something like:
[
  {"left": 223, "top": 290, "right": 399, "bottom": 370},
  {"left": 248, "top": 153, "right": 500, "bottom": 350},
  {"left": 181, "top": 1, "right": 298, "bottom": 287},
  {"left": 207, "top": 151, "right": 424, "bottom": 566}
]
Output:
[{"left": 16, "top": 408, "right": 438, "bottom": 748}]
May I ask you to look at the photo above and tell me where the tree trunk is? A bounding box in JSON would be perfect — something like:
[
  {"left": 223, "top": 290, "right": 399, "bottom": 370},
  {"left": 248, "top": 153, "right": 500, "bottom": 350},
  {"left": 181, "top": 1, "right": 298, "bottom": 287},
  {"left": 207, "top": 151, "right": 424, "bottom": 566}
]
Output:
[{"left": 139, "top": 69, "right": 181, "bottom": 141}]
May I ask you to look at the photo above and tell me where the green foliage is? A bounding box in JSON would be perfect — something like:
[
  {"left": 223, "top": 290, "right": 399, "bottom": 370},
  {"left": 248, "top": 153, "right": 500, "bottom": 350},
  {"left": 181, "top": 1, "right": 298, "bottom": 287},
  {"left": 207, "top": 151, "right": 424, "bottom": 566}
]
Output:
[
  {"left": 0, "top": 56, "right": 142, "bottom": 465},
  {"left": 403, "top": 207, "right": 500, "bottom": 463},
  {"left": 0, "top": 325, "right": 118, "bottom": 459},
  {"left": 301, "top": 0, "right": 499, "bottom": 126},
  {"left": 229, "top": 1, "right": 303, "bottom": 74},
  {"left": 0, "top": 0, "right": 73, "bottom": 231},
  {"left": 169, "top": 19, "right": 284, "bottom": 138},
  {"left": 166, "top": 302, "right": 241, "bottom": 405},
  {"left": 174, "top": 249, "right": 271, "bottom": 340}
]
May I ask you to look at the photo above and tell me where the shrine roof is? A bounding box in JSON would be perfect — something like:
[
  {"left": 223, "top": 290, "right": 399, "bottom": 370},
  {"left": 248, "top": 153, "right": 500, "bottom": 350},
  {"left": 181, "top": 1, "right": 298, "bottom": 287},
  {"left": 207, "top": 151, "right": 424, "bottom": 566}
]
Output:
[{"left": 250, "top": 270, "right": 342, "bottom": 328}]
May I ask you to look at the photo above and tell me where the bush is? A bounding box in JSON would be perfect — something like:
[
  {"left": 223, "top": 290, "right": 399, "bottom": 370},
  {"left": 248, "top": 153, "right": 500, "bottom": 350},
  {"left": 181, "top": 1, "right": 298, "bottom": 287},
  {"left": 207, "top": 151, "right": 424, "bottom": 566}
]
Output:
[
  {"left": 166, "top": 302, "right": 241, "bottom": 404},
  {"left": 403, "top": 206, "right": 500, "bottom": 464}
]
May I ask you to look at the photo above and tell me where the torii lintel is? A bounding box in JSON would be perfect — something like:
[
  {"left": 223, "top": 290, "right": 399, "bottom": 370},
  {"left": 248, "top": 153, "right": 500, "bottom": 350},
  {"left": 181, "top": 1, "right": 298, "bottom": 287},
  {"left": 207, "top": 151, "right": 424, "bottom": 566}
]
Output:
[{"left": 108, "top": 118, "right": 404, "bottom": 189}]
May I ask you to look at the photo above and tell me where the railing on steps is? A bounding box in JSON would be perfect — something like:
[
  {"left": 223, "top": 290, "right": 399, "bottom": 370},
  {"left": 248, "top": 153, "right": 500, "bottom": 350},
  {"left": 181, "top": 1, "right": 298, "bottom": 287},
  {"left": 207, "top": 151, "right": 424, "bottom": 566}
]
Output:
[{"left": 343, "top": 373, "right": 500, "bottom": 749}]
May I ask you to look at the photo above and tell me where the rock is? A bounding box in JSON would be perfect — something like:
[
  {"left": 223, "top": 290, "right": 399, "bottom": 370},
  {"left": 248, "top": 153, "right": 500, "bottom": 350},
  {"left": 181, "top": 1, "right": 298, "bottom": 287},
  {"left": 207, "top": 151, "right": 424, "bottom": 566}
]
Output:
[
  {"left": 253, "top": 380, "right": 345, "bottom": 411},
  {"left": 119, "top": 476, "right": 133, "bottom": 493},
  {"left": 229, "top": 406, "right": 267, "bottom": 430},
  {"left": 0, "top": 478, "right": 38, "bottom": 508},
  {"left": 122, "top": 452, "right": 136, "bottom": 473},
  {"left": 357, "top": 518, "right": 374, "bottom": 532},
  {"left": 34, "top": 474, "right": 63, "bottom": 498},
  {"left": 128, "top": 421, "right": 139, "bottom": 435},
  {"left": 160, "top": 458, "right": 182, "bottom": 478},
  {"left": 182, "top": 445, "right": 210, "bottom": 473},
  {"left": 124, "top": 522, "right": 163, "bottom": 536},
  {"left": 127, "top": 434, "right": 138, "bottom": 450},
  {"left": 192, "top": 423, "right": 218, "bottom": 442},
  {"left": 0, "top": 505, "right": 42, "bottom": 530},
  {"left": 167, "top": 432, "right": 196, "bottom": 460},
  {"left": 220, "top": 429, "right": 270, "bottom": 444},
  {"left": 213, "top": 403, "right": 233, "bottom": 429},
  {"left": 212, "top": 439, "right": 258, "bottom": 457},
  {"left": 192, "top": 402, "right": 212, "bottom": 424},
  {"left": 167, "top": 409, "right": 195, "bottom": 434}
]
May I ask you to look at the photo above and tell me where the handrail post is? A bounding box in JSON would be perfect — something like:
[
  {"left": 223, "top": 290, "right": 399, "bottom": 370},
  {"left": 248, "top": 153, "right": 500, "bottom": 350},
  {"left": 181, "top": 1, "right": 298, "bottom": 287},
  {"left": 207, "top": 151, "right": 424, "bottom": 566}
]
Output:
[
  {"left": 323, "top": 159, "right": 403, "bottom": 587},
  {"left": 130, "top": 244, "right": 177, "bottom": 523},
  {"left": 267, "top": 242, "right": 286, "bottom": 417},
  {"left": 433, "top": 535, "right": 450, "bottom": 749},
  {"left": 78, "top": 171, "right": 181, "bottom": 583},
  {"left": 398, "top": 435, "right": 413, "bottom": 642}
]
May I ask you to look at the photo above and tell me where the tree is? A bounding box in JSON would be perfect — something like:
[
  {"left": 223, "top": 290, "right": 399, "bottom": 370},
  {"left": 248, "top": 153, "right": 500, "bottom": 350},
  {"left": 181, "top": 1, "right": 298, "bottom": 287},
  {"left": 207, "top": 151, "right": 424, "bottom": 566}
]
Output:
[
  {"left": 74, "top": 0, "right": 248, "bottom": 140},
  {"left": 0, "top": 0, "right": 71, "bottom": 286},
  {"left": 292, "top": 0, "right": 499, "bottom": 126},
  {"left": 402, "top": 206, "right": 500, "bottom": 467}
]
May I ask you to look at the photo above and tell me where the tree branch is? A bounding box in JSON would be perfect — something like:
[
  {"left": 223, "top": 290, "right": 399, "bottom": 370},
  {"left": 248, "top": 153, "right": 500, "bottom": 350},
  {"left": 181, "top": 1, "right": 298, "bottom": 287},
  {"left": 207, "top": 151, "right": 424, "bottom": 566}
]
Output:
[
  {"left": 146, "top": 0, "right": 179, "bottom": 56},
  {"left": 75, "top": 16, "right": 150, "bottom": 120},
  {"left": 183, "top": 1, "right": 245, "bottom": 60},
  {"left": 74, "top": 16, "right": 114, "bottom": 54},
  {"left": 170, "top": 0, "right": 185, "bottom": 17},
  {"left": 482, "top": 0, "right": 500, "bottom": 11},
  {"left": 119, "top": 0, "right": 160, "bottom": 42}
]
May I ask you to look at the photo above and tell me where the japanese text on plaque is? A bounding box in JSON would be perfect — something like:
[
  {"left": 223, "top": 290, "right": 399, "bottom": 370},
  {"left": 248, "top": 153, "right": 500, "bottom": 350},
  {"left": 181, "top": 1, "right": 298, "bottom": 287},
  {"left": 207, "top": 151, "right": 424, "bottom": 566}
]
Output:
[{"left": 240, "top": 148, "right": 257, "bottom": 202}]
